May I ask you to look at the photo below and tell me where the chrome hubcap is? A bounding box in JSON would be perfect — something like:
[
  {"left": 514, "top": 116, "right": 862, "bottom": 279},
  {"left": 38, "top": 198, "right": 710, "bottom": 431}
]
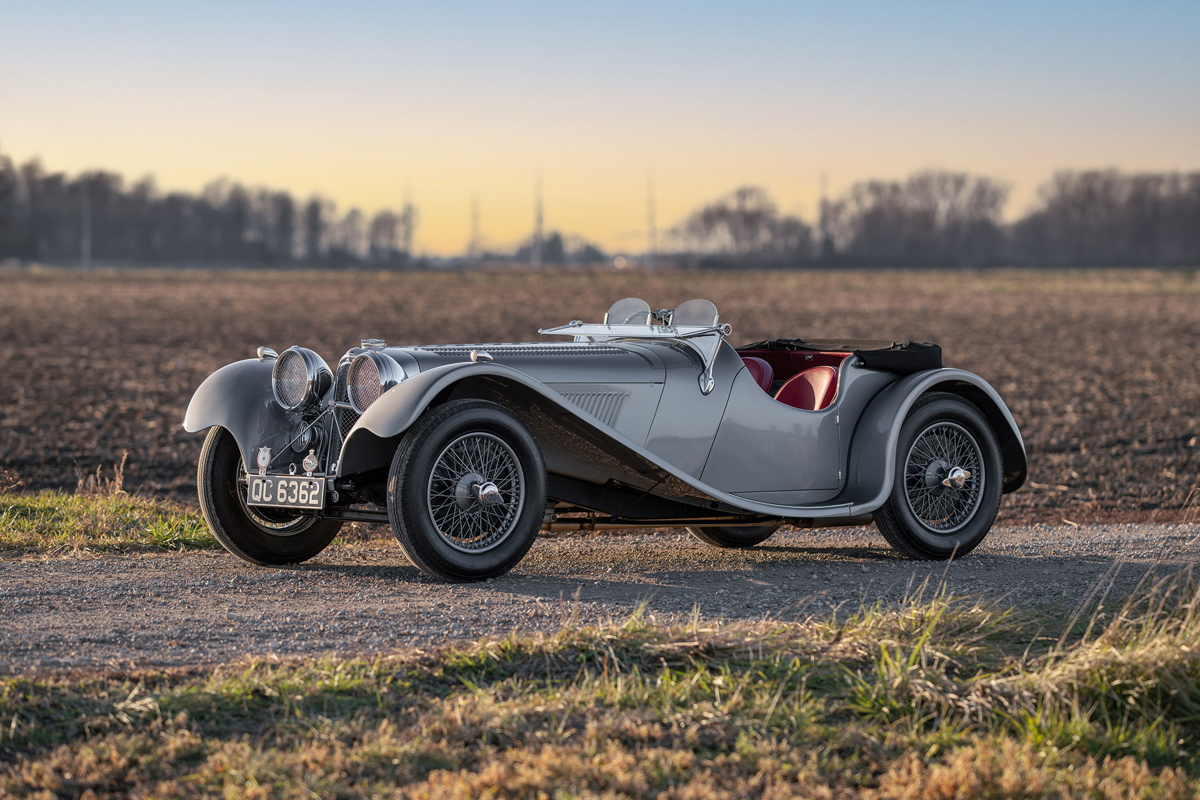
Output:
[
  {"left": 427, "top": 432, "right": 525, "bottom": 553},
  {"left": 941, "top": 466, "right": 972, "bottom": 490},
  {"left": 475, "top": 481, "right": 503, "bottom": 506},
  {"left": 904, "top": 421, "right": 984, "bottom": 534}
]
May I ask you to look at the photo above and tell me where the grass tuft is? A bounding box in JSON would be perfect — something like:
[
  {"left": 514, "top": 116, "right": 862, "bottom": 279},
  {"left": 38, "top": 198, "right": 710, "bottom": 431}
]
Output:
[
  {"left": 0, "top": 488, "right": 215, "bottom": 556},
  {"left": 74, "top": 451, "right": 129, "bottom": 498},
  {"left": 3, "top": 575, "right": 1198, "bottom": 797}
]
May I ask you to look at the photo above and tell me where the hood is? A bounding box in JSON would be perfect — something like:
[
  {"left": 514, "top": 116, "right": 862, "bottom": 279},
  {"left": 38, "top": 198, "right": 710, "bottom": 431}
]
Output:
[{"left": 398, "top": 340, "right": 666, "bottom": 384}]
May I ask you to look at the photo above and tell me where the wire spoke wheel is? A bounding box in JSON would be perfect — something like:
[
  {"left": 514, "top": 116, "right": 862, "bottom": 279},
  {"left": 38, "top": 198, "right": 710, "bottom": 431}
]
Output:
[
  {"left": 426, "top": 432, "right": 525, "bottom": 553},
  {"left": 874, "top": 393, "right": 1003, "bottom": 561},
  {"left": 388, "top": 400, "right": 546, "bottom": 582},
  {"left": 903, "top": 421, "right": 984, "bottom": 534}
]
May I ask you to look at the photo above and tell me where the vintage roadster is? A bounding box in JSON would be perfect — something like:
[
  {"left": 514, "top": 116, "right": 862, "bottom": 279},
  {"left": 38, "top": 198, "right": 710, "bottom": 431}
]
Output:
[{"left": 184, "top": 298, "right": 1026, "bottom": 581}]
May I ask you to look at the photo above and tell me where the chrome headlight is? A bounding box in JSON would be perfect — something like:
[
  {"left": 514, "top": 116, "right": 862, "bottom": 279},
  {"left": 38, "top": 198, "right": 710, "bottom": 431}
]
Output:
[
  {"left": 347, "top": 351, "right": 404, "bottom": 413},
  {"left": 272, "top": 347, "right": 333, "bottom": 412}
]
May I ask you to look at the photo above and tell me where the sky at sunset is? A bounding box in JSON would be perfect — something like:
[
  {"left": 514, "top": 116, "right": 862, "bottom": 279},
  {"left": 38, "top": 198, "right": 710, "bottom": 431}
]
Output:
[{"left": 2, "top": 1, "right": 1197, "bottom": 256}]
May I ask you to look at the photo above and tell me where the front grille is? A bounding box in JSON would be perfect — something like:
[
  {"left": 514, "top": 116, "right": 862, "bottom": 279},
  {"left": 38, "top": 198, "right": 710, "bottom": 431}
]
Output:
[
  {"left": 337, "top": 407, "right": 360, "bottom": 439},
  {"left": 334, "top": 360, "right": 360, "bottom": 439}
]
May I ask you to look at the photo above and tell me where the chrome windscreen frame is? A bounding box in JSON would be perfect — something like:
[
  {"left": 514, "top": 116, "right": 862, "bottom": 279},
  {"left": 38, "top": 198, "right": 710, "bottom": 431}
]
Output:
[{"left": 539, "top": 319, "right": 733, "bottom": 395}]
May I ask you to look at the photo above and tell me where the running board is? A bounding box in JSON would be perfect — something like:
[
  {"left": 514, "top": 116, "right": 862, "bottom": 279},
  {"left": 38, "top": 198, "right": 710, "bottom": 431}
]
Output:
[
  {"left": 540, "top": 513, "right": 874, "bottom": 532},
  {"left": 316, "top": 508, "right": 874, "bottom": 530}
]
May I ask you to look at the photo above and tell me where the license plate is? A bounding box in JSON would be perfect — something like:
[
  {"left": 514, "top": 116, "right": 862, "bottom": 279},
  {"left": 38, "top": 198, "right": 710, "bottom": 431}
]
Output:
[{"left": 247, "top": 476, "right": 326, "bottom": 510}]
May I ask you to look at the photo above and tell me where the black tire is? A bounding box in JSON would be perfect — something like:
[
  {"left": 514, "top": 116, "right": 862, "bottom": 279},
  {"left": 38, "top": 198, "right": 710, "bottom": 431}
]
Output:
[
  {"left": 197, "top": 427, "right": 341, "bottom": 566},
  {"left": 387, "top": 399, "right": 547, "bottom": 582},
  {"left": 874, "top": 392, "right": 1003, "bottom": 560},
  {"left": 686, "top": 524, "right": 781, "bottom": 549}
]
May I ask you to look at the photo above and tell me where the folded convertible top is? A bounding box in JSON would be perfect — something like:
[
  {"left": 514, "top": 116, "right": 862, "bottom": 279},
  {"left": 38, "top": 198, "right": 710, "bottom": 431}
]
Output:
[{"left": 738, "top": 338, "right": 943, "bottom": 374}]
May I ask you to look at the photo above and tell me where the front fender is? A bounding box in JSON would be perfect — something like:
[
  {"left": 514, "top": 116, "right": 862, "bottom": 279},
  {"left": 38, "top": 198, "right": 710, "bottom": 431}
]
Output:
[
  {"left": 337, "top": 361, "right": 589, "bottom": 477},
  {"left": 183, "top": 359, "right": 301, "bottom": 473},
  {"left": 844, "top": 368, "right": 1027, "bottom": 516}
]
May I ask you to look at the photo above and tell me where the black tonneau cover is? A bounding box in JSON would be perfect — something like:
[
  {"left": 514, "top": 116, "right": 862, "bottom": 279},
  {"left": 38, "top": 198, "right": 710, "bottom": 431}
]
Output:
[{"left": 739, "top": 338, "right": 943, "bottom": 374}]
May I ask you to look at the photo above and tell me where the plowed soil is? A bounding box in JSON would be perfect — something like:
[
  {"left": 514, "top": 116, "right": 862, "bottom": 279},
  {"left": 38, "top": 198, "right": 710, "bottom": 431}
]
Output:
[{"left": 1, "top": 266, "right": 1198, "bottom": 525}]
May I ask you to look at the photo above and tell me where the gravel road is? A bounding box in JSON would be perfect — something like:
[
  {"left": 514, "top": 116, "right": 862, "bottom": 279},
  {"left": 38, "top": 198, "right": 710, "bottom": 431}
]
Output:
[{"left": 2, "top": 523, "right": 1197, "bottom": 675}]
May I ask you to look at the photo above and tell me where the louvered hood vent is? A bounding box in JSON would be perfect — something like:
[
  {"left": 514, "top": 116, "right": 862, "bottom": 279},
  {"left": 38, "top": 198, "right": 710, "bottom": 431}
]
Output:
[{"left": 556, "top": 391, "right": 629, "bottom": 427}]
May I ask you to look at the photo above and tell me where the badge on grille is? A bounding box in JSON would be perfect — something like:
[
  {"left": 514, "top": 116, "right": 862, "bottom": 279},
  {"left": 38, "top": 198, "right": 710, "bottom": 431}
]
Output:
[
  {"left": 257, "top": 447, "right": 271, "bottom": 476},
  {"left": 302, "top": 449, "right": 319, "bottom": 476}
]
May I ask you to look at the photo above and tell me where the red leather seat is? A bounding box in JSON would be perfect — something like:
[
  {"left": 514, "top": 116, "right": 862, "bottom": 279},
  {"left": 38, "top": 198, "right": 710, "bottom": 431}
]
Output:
[
  {"left": 742, "top": 356, "right": 774, "bottom": 393},
  {"left": 774, "top": 366, "right": 838, "bottom": 411}
]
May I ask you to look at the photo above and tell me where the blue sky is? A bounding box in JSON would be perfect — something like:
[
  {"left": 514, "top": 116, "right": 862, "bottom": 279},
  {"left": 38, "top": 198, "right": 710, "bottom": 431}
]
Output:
[{"left": 3, "top": 1, "right": 1197, "bottom": 253}]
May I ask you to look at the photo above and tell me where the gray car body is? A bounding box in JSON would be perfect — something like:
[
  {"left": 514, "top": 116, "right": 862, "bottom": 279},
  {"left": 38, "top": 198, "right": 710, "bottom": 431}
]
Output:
[{"left": 184, "top": 335, "right": 1026, "bottom": 526}]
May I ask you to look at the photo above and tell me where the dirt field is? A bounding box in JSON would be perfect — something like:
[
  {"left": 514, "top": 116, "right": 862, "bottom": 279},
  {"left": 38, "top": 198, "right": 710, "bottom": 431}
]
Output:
[{"left": 1, "top": 265, "right": 1198, "bottom": 524}]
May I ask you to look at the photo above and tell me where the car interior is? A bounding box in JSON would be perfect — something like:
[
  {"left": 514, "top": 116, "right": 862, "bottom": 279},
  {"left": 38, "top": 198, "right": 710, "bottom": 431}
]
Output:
[
  {"left": 736, "top": 349, "right": 848, "bottom": 411},
  {"left": 599, "top": 297, "right": 847, "bottom": 412}
]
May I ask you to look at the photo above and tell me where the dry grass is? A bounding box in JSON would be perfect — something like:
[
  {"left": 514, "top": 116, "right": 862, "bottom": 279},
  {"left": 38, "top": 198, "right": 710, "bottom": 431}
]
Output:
[
  {"left": 0, "top": 467, "right": 22, "bottom": 493},
  {"left": 74, "top": 450, "right": 128, "bottom": 497},
  {"left": 2, "top": 576, "right": 1197, "bottom": 798}
]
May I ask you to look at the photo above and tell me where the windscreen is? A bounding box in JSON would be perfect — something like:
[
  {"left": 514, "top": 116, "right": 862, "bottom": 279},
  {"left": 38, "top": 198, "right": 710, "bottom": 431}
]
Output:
[
  {"left": 604, "top": 297, "right": 652, "bottom": 325},
  {"left": 672, "top": 298, "right": 719, "bottom": 327}
]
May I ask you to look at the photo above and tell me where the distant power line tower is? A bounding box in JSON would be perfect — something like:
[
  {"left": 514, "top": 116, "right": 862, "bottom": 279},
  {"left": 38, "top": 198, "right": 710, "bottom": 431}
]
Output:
[
  {"left": 468, "top": 193, "right": 481, "bottom": 261},
  {"left": 818, "top": 171, "right": 832, "bottom": 261},
  {"left": 400, "top": 184, "right": 414, "bottom": 261},
  {"left": 646, "top": 169, "right": 657, "bottom": 272},
  {"left": 532, "top": 172, "right": 543, "bottom": 268}
]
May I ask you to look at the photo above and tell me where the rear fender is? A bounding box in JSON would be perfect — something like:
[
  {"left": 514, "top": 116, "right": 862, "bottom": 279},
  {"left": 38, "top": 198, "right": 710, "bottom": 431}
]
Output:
[
  {"left": 844, "top": 369, "right": 1027, "bottom": 515},
  {"left": 182, "top": 359, "right": 303, "bottom": 473}
]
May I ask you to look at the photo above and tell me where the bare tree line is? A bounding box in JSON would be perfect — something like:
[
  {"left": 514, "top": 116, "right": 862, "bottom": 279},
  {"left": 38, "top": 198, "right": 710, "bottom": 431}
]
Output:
[
  {"left": 672, "top": 169, "right": 1200, "bottom": 268},
  {"left": 0, "top": 152, "right": 416, "bottom": 267},
  {"left": 675, "top": 187, "right": 813, "bottom": 263},
  {"left": 1011, "top": 171, "right": 1200, "bottom": 267},
  {"left": 1, "top": 147, "right": 1196, "bottom": 269}
]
